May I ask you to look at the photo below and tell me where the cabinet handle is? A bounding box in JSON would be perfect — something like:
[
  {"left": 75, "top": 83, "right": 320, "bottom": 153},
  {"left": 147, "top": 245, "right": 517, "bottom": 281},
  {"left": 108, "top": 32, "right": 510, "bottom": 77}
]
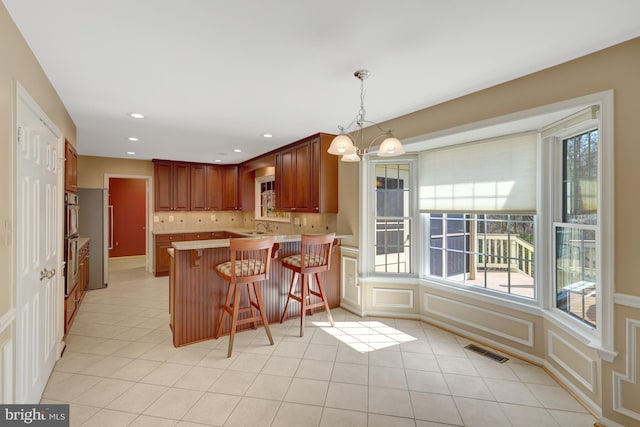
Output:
[{"left": 108, "top": 205, "right": 114, "bottom": 250}]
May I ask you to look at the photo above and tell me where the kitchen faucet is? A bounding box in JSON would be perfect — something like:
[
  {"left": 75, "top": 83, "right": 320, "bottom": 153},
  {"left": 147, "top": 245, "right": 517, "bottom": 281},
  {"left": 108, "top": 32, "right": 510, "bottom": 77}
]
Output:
[{"left": 256, "top": 222, "right": 272, "bottom": 233}]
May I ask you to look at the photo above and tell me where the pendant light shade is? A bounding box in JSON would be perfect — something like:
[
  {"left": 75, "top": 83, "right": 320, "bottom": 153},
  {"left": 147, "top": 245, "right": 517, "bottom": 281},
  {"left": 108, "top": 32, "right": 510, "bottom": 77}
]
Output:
[
  {"left": 377, "top": 136, "right": 405, "bottom": 157},
  {"left": 327, "top": 134, "right": 357, "bottom": 155},
  {"left": 341, "top": 152, "right": 361, "bottom": 162}
]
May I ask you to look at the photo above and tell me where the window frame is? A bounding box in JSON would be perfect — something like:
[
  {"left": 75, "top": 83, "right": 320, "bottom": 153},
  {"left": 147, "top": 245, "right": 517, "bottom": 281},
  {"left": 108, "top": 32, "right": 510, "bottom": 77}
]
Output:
[
  {"left": 359, "top": 91, "right": 615, "bottom": 360},
  {"left": 361, "top": 157, "right": 418, "bottom": 277}
]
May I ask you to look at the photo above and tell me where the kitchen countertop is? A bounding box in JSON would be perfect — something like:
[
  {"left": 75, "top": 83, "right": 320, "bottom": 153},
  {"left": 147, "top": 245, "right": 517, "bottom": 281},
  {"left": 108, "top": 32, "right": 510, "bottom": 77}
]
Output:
[
  {"left": 153, "top": 228, "right": 237, "bottom": 235},
  {"left": 171, "top": 231, "right": 349, "bottom": 251}
]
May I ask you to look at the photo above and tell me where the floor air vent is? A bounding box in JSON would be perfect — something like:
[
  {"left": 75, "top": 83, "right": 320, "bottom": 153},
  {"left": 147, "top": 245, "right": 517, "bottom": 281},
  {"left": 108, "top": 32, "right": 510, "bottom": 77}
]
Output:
[{"left": 464, "top": 344, "right": 509, "bottom": 363}]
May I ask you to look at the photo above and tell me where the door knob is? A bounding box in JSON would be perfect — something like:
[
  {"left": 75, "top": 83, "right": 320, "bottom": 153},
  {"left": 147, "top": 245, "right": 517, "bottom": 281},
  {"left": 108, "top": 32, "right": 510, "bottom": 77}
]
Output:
[{"left": 40, "top": 268, "right": 56, "bottom": 281}]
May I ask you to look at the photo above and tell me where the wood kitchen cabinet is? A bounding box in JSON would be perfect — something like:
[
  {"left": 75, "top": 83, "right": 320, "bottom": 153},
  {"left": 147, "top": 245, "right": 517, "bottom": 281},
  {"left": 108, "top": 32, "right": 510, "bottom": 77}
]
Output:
[
  {"left": 154, "top": 160, "right": 191, "bottom": 211},
  {"left": 64, "top": 139, "right": 78, "bottom": 193},
  {"left": 275, "top": 133, "right": 338, "bottom": 213},
  {"left": 205, "top": 165, "right": 222, "bottom": 210},
  {"left": 220, "top": 166, "right": 240, "bottom": 210},
  {"left": 155, "top": 233, "right": 185, "bottom": 276},
  {"left": 65, "top": 240, "right": 89, "bottom": 334},
  {"left": 190, "top": 164, "right": 207, "bottom": 210}
]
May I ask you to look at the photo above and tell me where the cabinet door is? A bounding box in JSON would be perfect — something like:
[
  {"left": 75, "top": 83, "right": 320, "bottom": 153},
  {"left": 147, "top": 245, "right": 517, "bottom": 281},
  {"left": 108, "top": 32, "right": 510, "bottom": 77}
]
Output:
[
  {"left": 205, "top": 165, "right": 221, "bottom": 210},
  {"left": 276, "top": 148, "right": 296, "bottom": 211},
  {"left": 154, "top": 162, "right": 173, "bottom": 211},
  {"left": 294, "top": 141, "right": 313, "bottom": 211},
  {"left": 154, "top": 234, "right": 184, "bottom": 276},
  {"left": 64, "top": 140, "right": 78, "bottom": 193},
  {"left": 190, "top": 164, "right": 206, "bottom": 210},
  {"left": 221, "top": 166, "right": 239, "bottom": 210},
  {"left": 172, "top": 163, "right": 191, "bottom": 210}
]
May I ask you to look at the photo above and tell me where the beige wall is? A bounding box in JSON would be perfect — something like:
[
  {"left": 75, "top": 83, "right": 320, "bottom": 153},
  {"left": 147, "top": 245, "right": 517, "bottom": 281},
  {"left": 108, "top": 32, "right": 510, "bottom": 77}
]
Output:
[
  {"left": 337, "top": 37, "right": 640, "bottom": 425},
  {"left": 0, "top": 3, "right": 76, "bottom": 323},
  {"left": 77, "top": 155, "right": 154, "bottom": 188}
]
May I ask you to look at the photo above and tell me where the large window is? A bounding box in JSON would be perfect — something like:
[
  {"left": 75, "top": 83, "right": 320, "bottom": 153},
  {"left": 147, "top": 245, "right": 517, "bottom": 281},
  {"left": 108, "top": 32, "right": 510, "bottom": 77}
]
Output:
[
  {"left": 426, "top": 213, "right": 535, "bottom": 299},
  {"left": 555, "top": 129, "right": 598, "bottom": 327},
  {"left": 373, "top": 163, "right": 412, "bottom": 273}
]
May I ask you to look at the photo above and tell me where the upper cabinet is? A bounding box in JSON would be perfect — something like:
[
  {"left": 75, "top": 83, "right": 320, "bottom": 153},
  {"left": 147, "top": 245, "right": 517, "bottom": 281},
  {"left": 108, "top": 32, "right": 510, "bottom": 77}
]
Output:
[
  {"left": 154, "top": 160, "right": 191, "bottom": 211},
  {"left": 275, "top": 133, "right": 338, "bottom": 213},
  {"left": 154, "top": 160, "right": 239, "bottom": 211},
  {"left": 220, "top": 166, "right": 240, "bottom": 210},
  {"left": 64, "top": 139, "right": 78, "bottom": 193}
]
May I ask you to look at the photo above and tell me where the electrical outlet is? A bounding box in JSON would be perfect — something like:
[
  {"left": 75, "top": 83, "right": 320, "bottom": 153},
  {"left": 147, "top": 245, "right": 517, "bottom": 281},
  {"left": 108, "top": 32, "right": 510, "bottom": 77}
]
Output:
[
  {"left": 294, "top": 217, "right": 300, "bottom": 225},
  {"left": 153, "top": 215, "right": 160, "bottom": 223},
  {"left": 210, "top": 214, "right": 216, "bottom": 221},
  {"left": 302, "top": 217, "right": 307, "bottom": 226},
  {"left": 169, "top": 215, "right": 174, "bottom": 222}
]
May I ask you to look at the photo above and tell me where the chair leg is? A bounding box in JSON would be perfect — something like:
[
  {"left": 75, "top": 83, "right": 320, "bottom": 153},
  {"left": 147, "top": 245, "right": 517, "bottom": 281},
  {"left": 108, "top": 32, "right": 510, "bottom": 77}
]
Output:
[
  {"left": 299, "top": 274, "right": 308, "bottom": 337},
  {"left": 216, "top": 282, "right": 234, "bottom": 339},
  {"left": 227, "top": 284, "right": 242, "bottom": 358},
  {"left": 253, "top": 283, "right": 274, "bottom": 345},
  {"left": 280, "top": 271, "right": 299, "bottom": 323},
  {"left": 315, "top": 273, "right": 334, "bottom": 327},
  {"left": 247, "top": 282, "right": 259, "bottom": 330}
]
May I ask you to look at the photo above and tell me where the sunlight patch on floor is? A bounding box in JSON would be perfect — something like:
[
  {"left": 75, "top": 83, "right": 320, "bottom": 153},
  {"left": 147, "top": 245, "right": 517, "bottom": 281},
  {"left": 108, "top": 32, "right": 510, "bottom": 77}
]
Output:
[{"left": 312, "top": 320, "right": 416, "bottom": 352}]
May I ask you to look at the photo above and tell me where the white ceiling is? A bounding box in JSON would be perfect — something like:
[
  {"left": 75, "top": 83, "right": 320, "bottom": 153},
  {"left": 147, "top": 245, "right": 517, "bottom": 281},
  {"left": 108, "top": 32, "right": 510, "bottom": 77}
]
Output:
[{"left": 4, "top": 0, "right": 640, "bottom": 164}]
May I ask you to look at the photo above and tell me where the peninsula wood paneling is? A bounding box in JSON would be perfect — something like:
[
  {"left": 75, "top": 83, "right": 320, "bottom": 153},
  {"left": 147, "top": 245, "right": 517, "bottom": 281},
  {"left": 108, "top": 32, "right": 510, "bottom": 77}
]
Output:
[{"left": 170, "top": 241, "right": 340, "bottom": 347}]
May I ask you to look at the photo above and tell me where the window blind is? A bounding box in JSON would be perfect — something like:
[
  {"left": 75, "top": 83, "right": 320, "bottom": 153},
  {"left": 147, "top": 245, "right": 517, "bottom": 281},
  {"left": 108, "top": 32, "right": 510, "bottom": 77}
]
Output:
[{"left": 418, "top": 132, "right": 537, "bottom": 213}]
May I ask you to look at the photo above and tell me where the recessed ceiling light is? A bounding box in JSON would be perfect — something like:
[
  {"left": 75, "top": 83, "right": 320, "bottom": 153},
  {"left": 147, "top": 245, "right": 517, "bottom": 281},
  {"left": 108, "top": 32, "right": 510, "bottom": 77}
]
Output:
[
  {"left": 263, "top": 134, "right": 273, "bottom": 138},
  {"left": 233, "top": 149, "right": 242, "bottom": 153},
  {"left": 129, "top": 113, "right": 145, "bottom": 119},
  {"left": 214, "top": 159, "right": 222, "bottom": 163},
  {"left": 126, "top": 151, "right": 136, "bottom": 155},
  {"left": 127, "top": 137, "right": 139, "bottom": 142}
]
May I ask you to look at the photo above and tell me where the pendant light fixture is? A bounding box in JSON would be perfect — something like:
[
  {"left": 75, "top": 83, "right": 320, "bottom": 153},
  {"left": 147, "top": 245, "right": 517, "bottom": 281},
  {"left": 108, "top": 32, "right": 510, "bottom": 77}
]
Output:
[{"left": 327, "top": 69, "right": 405, "bottom": 162}]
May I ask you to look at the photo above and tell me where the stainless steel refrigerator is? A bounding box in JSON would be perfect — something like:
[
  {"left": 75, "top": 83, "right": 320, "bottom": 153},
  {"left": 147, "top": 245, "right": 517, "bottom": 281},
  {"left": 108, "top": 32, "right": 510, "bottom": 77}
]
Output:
[{"left": 78, "top": 188, "right": 109, "bottom": 290}]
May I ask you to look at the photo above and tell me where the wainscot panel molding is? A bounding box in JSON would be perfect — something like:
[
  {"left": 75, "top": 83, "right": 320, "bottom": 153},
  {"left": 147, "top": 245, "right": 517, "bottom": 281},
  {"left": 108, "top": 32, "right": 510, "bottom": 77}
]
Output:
[
  {"left": 419, "top": 279, "right": 542, "bottom": 317},
  {"left": 340, "top": 254, "right": 360, "bottom": 308},
  {"left": 612, "top": 318, "right": 640, "bottom": 422},
  {"left": 547, "top": 330, "right": 598, "bottom": 393},
  {"left": 424, "top": 293, "right": 534, "bottom": 347},
  {"left": 614, "top": 293, "right": 640, "bottom": 309},
  {"left": 372, "top": 288, "right": 414, "bottom": 309},
  {"left": 0, "top": 327, "right": 14, "bottom": 403}
]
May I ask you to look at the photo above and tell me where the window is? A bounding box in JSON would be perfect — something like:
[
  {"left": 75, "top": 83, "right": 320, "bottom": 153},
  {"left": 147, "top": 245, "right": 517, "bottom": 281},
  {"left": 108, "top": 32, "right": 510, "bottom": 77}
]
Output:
[
  {"left": 555, "top": 129, "right": 598, "bottom": 327},
  {"left": 254, "top": 175, "right": 290, "bottom": 222},
  {"left": 373, "top": 162, "right": 412, "bottom": 273},
  {"left": 426, "top": 213, "right": 535, "bottom": 299}
]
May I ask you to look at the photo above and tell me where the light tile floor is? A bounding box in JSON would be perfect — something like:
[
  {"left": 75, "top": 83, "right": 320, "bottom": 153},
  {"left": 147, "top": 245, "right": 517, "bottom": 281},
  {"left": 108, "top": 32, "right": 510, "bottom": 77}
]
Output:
[{"left": 42, "top": 257, "right": 597, "bottom": 426}]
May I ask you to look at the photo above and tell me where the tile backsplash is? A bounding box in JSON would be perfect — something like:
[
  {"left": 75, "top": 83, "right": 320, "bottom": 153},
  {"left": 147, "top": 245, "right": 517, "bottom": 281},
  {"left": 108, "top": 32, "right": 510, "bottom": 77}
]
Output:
[{"left": 153, "top": 211, "right": 337, "bottom": 235}]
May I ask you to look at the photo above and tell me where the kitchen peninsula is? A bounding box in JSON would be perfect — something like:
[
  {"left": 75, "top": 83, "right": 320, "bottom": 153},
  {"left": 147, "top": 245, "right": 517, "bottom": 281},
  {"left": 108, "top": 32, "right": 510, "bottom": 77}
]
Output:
[{"left": 168, "top": 232, "right": 343, "bottom": 347}]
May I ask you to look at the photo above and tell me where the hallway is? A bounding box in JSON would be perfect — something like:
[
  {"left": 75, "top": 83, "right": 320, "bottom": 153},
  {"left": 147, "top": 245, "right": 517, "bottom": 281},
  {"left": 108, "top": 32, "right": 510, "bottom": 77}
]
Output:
[{"left": 41, "top": 258, "right": 596, "bottom": 426}]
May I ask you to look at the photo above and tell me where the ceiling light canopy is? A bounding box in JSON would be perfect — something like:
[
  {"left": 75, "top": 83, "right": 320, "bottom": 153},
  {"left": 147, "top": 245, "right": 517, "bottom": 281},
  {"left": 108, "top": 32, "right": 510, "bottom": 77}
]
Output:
[
  {"left": 129, "top": 113, "right": 145, "bottom": 119},
  {"left": 127, "top": 137, "right": 139, "bottom": 142},
  {"left": 327, "top": 70, "right": 405, "bottom": 162}
]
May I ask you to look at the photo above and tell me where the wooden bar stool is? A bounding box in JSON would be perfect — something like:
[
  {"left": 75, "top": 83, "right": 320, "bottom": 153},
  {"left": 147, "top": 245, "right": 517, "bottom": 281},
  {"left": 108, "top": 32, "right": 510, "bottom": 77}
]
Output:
[
  {"left": 214, "top": 236, "right": 276, "bottom": 357},
  {"left": 280, "top": 232, "right": 336, "bottom": 337}
]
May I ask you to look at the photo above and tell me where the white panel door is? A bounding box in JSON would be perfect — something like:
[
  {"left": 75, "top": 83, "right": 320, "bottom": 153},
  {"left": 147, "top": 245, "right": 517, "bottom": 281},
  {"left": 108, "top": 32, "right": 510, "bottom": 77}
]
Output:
[{"left": 15, "top": 87, "right": 62, "bottom": 403}]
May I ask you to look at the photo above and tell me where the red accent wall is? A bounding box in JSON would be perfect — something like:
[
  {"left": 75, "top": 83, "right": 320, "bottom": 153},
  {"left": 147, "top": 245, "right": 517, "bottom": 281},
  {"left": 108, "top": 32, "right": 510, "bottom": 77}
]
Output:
[{"left": 109, "top": 178, "right": 146, "bottom": 257}]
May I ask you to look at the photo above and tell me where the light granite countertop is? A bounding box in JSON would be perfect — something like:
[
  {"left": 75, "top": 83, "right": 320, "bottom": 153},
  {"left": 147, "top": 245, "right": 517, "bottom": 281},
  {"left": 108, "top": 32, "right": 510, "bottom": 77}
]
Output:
[{"left": 171, "top": 231, "right": 349, "bottom": 251}]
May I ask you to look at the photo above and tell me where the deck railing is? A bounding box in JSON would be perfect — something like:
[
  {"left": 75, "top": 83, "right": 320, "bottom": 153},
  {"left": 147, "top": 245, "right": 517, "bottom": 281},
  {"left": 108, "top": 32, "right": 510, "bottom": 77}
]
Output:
[{"left": 477, "top": 234, "right": 535, "bottom": 277}]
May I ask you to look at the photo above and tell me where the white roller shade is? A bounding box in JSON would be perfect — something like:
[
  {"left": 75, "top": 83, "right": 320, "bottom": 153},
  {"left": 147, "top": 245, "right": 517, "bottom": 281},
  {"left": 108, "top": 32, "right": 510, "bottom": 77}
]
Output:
[{"left": 418, "top": 133, "right": 537, "bottom": 213}]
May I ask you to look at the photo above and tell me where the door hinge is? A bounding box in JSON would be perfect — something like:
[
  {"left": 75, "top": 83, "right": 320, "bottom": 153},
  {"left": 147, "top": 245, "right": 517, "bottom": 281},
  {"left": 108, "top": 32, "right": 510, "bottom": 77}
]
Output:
[{"left": 17, "top": 126, "right": 23, "bottom": 145}]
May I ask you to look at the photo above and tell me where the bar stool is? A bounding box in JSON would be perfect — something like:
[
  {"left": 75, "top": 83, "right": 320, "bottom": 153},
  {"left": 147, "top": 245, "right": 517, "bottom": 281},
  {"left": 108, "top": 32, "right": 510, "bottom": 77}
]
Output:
[
  {"left": 280, "top": 232, "right": 336, "bottom": 337},
  {"left": 214, "top": 236, "right": 276, "bottom": 357}
]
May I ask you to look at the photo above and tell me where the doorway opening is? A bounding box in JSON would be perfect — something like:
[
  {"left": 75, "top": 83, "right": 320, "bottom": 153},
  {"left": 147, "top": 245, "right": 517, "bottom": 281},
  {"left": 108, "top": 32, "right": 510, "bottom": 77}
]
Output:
[{"left": 104, "top": 174, "right": 152, "bottom": 272}]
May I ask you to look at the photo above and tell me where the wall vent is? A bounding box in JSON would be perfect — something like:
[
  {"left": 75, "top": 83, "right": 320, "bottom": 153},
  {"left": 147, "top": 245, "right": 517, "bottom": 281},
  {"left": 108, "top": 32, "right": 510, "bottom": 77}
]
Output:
[{"left": 464, "top": 344, "right": 509, "bottom": 363}]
